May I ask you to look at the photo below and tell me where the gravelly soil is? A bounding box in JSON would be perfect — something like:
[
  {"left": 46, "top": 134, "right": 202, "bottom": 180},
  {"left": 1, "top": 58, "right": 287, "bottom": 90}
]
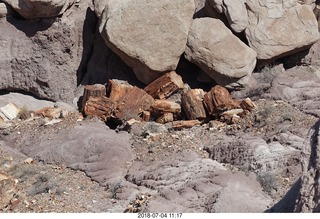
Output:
[{"left": 0, "top": 98, "right": 318, "bottom": 212}]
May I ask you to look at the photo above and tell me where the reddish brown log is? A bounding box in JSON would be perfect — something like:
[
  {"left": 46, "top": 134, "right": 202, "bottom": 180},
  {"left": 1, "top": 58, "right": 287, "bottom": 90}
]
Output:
[
  {"left": 106, "top": 79, "right": 133, "bottom": 103},
  {"left": 114, "top": 87, "right": 154, "bottom": 121},
  {"left": 144, "top": 71, "right": 184, "bottom": 99},
  {"left": 150, "top": 100, "right": 181, "bottom": 114},
  {"left": 240, "top": 98, "right": 256, "bottom": 111},
  {"left": 203, "top": 85, "right": 240, "bottom": 115},
  {"left": 172, "top": 120, "right": 201, "bottom": 130},
  {"left": 181, "top": 89, "right": 206, "bottom": 120},
  {"left": 83, "top": 96, "right": 115, "bottom": 121},
  {"left": 82, "top": 84, "right": 106, "bottom": 112},
  {"left": 142, "top": 111, "right": 151, "bottom": 122}
]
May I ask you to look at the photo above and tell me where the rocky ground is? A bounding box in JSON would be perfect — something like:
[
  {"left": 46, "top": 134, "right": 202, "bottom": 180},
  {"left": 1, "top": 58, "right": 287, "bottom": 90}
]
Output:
[{"left": 1, "top": 66, "right": 320, "bottom": 212}]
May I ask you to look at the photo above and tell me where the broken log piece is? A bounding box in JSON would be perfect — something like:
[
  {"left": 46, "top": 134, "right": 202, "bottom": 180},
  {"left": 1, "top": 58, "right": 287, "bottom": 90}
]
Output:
[
  {"left": 114, "top": 87, "right": 154, "bottom": 121},
  {"left": 172, "top": 120, "right": 201, "bottom": 130},
  {"left": 142, "top": 111, "right": 151, "bottom": 122},
  {"left": 106, "top": 79, "right": 134, "bottom": 103},
  {"left": 203, "top": 85, "right": 240, "bottom": 115},
  {"left": 82, "top": 84, "right": 106, "bottom": 111},
  {"left": 240, "top": 98, "right": 256, "bottom": 111},
  {"left": 144, "top": 71, "right": 184, "bottom": 99},
  {"left": 181, "top": 89, "right": 207, "bottom": 120},
  {"left": 83, "top": 96, "right": 115, "bottom": 121},
  {"left": 151, "top": 100, "right": 181, "bottom": 114},
  {"left": 156, "top": 113, "right": 174, "bottom": 124}
]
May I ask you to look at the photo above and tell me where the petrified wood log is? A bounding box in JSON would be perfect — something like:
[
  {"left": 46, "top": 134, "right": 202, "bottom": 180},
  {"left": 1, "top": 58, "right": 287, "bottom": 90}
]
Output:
[
  {"left": 150, "top": 100, "right": 181, "bottom": 114},
  {"left": 181, "top": 89, "right": 206, "bottom": 120},
  {"left": 83, "top": 96, "right": 115, "bottom": 121},
  {"left": 106, "top": 79, "right": 133, "bottom": 103},
  {"left": 82, "top": 84, "right": 106, "bottom": 111},
  {"left": 203, "top": 85, "right": 240, "bottom": 115},
  {"left": 144, "top": 71, "right": 184, "bottom": 99},
  {"left": 172, "top": 120, "right": 201, "bottom": 130},
  {"left": 114, "top": 87, "right": 154, "bottom": 121}
]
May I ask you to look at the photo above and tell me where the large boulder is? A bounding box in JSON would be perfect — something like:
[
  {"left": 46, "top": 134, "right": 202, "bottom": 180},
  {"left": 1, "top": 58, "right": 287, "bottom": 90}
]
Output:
[
  {"left": 184, "top": 18, "right": 257, "bottom": 88},
  {"left": 245, "top": 0, "right": 319, "bottom": 60},
  {"left": 2, "top": 0, "right": 75, "bottom": 19},
  {"left": 98, "top": 0, "right": 195, "bottom": 84}
]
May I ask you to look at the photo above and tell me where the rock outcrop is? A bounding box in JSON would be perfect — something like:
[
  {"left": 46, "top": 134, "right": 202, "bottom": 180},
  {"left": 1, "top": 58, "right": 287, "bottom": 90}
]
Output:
[
  {"left": 185, "top": 18, "right": 257, "bottom": 87},
  {"left": 0, "top": 0, "right": 96, "bottom": 102},
  {"left": 12, "top": 121, "right": 133, "bottom": 186},
  {"left": 98, "top": 0, "right": 195, "bottom": 84},
  {"left": 2, "top": 0, "right": 75, "bottom": 19},
  {"left": 126, "top": 153, "right": 272, "bottom": 212},
  {"left": 293, "top": 120, "right": 320, "bottom": 212},
  {"left": 245, "top": 0, "right": 319, "bottom": 60}
]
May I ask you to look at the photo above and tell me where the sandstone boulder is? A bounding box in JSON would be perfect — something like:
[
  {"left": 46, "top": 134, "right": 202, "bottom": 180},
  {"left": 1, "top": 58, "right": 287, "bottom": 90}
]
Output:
[
  {"left": 2, "top": 0, "right": 75, "bottom": 19},
  {"left": 207, "top": 0, "right": 248, "bottom": 33},
  {"left": 98, "top": 0, "right": 195, "bottom": 84},
  {"left": 0, "top": 1, "right": 13, "bottom": 17},
  {"left": 185, "top": 18, "right": 257, "bottom": 87},
  {"left": 245, "top": 0, "right": 319, "bottom": 60}
]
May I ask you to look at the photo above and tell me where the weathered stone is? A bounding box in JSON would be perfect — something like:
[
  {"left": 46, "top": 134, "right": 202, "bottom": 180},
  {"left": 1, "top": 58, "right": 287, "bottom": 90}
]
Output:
[
  {"left": 98, "top": 0, "right": 195, "bottom": 84},
  {"left": 207, "top": 0, "right": 248, "bottom": 33},
  {"left": 0, "top": 1, "right": 13, "bottom": 17},
  {"left": 245, "top": 0, "right": 319, "bottom": 60},
  {"left": 0, "top": 0, "right": 97, "bottom": 102},
  {"left": 185, "top": 18, "right": 257, "bottom": 87},
  {"left": 2, "top": 0, "right": 75, "bottom": 19},
  {"left": 0, "top": 171, "right": 17, "bottom": 210}
]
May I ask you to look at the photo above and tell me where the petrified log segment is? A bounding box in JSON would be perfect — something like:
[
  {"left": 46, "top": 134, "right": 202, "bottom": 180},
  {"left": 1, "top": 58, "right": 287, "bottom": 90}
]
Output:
[
  {"left": 106, "top": 79, "right": 133, "bottom": 103},
  {"left": 151, "top": 100, "right": 181, "bottom": 114},
  {"left": 156, "top": 113, "right": 174, "bottom": 124},
  {"left": 83, "top": 96, "right": 115, "bottom": 121},
  {"left": 181, "top": 89, "right": 206, "bottom": 120},
  {"left": 240, "top": 98, "right": 256, "bottom": 111},
  {"left": 144, "top": 71, "right": 184, "bottom": 99},
  {"left": 82, "top": 84, "right": 106, "bottom": 111},
  {"left": 203, "top": 85, "right": 240, "bottom": 115},
  {"left": 114, "top": 87, "right": 154, "bottom": 121},
  {"left": 172, "top": 120, "right": 201, "bottom": 130}
]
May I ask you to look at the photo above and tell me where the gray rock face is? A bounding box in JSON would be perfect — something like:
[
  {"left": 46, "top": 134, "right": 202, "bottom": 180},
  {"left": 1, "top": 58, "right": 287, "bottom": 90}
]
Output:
[
  {"left": 294, "top": 120, "right": 320, "bottom": 212},
  {"left": 126, "top": 152, "right": 272, "bottom": 212},
  {"left": 0, "top": 0, "right": 96, "bottom": 102},
  {"left": 204, "top": 134, "right": 300, "bottom": 175},
  {"left": 185, "top": 18, "right": 257, "bottom": 88},
  {"left": 245, "top": 0, "right": 319, "bottom": 60},
  {"left": 264, "top": 66, "right": 320, "bottom": 117},
  {"left": 13, "top": 121, "right": 133, "bottom": 186},
  {"left": 98, "top": 0, "right": 195, "bottom": 84},
  {"left": 2, "top": 0, "right": 75, "bottom": 19}
]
